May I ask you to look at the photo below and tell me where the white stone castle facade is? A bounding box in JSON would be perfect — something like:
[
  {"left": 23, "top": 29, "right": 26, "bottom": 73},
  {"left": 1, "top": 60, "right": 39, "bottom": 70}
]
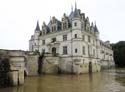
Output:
[{"left": 29, "top": 5, "right": 114, "bottom": 73}]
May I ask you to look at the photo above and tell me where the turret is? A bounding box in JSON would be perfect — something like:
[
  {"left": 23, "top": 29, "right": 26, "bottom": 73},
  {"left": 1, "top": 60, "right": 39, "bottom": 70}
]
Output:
[
  {"left": 85, "top": 17, "right": 90, "bottom": 32},
  {"left": 90, "top": 22, "right": 95, "bottom": 34},
  {"left": 34, "top": 21, "right": 40, "bottom": 40},
  {"left": 71, "top": 2, "right": 81, "bottom": 30},
  {"left": 94, "top": 22, "right": 99, "bottom": 39},
  {"left": 35, "top": 21, "right": 40, "bottom": 31}
]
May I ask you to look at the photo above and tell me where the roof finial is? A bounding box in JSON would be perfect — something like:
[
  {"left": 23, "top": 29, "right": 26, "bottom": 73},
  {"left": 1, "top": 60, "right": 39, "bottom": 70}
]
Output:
[
  {"left": 71, "top": 4, "right": 73, "bottom": 12},
  {"left": 94, "top": 21, "right": 99, "bottom": 32},
  {"left": 50, "top": 16, "right": 51, "bottom": 20},
  {"left": 94, "top": 21, "right": 96, "bottom": 26},
  {"left": 35, "top": 20, "right": 40, "bottom": 31},
  {"left": 75, "top": 1, "right": 77, "bottom": 9}
]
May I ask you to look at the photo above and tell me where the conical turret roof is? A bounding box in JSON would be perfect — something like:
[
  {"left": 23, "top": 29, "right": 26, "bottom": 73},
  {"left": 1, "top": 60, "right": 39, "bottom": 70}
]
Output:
[{"left": 35, "top": 21, "right": 40, "bottom": 31}]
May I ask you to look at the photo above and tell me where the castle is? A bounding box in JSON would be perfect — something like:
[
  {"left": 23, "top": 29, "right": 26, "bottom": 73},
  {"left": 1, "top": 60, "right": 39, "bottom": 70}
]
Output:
[
  {"left": 29, "top": 4, "right": 115, "bottom": 74},
  {"left": 0, "top": 3, "right": 115, "bottom": 88}
]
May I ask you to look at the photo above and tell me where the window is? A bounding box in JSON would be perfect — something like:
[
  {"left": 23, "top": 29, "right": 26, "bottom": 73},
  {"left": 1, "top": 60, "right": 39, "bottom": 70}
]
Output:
[
  {"left": 88, "top": 35, "right": 91, "bottom": 42},
  {"left": 43, "top": 29, "right": 45, "bottom": 34},
  {"left": 63, "top": 23, "right": 67, "bottom": 29},
  {"left": 101, "top": 50, "right": 104, "bottom": 53},
  {"left": 93, "top": 49, "right": 95, "bottom": 56},
  {"left": 42, "top": 49, "right": 45, "bottom": 53},
  {"left": 52, "top": 47, "right": 56, "bottom": 56},
  {"left": 42, "top": 40, "right": 45, "bottom": 45},
  {"left": 75, "top": 48, "right": 77, "bottom": 53},
  {"left": 52, "top": 26, "right": 54, "bottom": 32},
  {"left": 74, "top": 22, "right": 77, "bottom": 27},
  {"left": 106, "top": 52, "right": 108, "bottom": 55},
  {"left": 34, "top": 43, "right": 36, "bottom": 46},
  {"left": 93, "top": 40, "right": 95, "bottom": 45},
  {"left": 63, "top": 46, "right": 67, "bottom": 55},
  {"left": 74, "top": 34, "right": 77, "bottom": 38},
  {"left": 63, "top": 35, "right": 67, "bottom": 41},
  {"left": 54, "top": 26, "right": 56, "bottom": 31},
  {"left": 31, "top": 45, "right": 33, "bottom": 51},
  {"left": 83, "top": 46, "right": 85, "bottom": 55},
  {"left": 52, "top": 38, "right": 56, "bottom": 42},
  {"left": 83, "top": 59, "right": 84, "bottom": 64},
  {"left": 82, "top": 35, "right": 85, "bottom": 41}
]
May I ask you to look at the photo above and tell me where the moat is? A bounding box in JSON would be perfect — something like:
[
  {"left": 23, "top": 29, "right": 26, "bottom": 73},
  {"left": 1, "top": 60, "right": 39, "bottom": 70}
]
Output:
[{"left": 0, "top": 69, "right": 125, "bottom": 92}]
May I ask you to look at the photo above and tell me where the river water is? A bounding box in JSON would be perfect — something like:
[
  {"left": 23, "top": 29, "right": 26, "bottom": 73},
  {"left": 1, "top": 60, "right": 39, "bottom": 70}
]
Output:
[{"left": 0, "top": 69, "right": 125, "bottom": 92}]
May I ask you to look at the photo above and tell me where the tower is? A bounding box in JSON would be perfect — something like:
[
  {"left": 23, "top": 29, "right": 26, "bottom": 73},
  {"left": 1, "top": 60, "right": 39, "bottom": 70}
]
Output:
[
  {"left": 33, "top": 21, "right": 41, "bottom": 51},
  {"left": 34, "top": 21, "right": 40, "bottom": 39}
]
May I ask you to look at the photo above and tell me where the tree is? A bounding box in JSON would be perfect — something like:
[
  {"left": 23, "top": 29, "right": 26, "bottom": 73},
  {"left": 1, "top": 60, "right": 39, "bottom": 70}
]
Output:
[{"left": 111, "top": 41, "right": 125, "bottom": 67}]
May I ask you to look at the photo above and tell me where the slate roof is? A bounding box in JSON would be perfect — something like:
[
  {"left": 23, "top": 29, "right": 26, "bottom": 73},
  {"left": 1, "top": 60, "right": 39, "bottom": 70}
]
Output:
[{"left": 35, "top": 21, "right": 40, "bottom": 31}]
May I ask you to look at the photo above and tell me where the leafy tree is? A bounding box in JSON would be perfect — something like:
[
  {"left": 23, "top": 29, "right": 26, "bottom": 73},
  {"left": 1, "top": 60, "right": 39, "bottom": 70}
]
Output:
[{"left": 111, "top": 41, "right": 125, "bottom": 67}]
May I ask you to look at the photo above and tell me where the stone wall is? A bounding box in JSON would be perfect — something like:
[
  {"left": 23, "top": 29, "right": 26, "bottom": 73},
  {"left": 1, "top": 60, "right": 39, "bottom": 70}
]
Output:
[
  {"left": 0, "top": 50, "right": 25, "bottom": 87},
  {"left": 42, "top": 55, "right": 59, "bottom": 74},
  {"left": 26, "top": 54, "right": 39, "bottom": 76},
  {"left": 26, "top": 53, "right": 99, "bottom": 75}
]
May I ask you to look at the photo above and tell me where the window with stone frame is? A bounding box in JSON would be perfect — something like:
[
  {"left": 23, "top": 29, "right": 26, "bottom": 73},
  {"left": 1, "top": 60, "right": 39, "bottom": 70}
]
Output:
[
  {"left": 88, "top": 35, "right": 91, "bottom": 42},
  {"left": 31, "top": 45, "right": 33, "bottom": 51},
  {"left": 42, "top": 49, "right": 45, "bottom": 53},
  {"left": 82, "top": 35, "right": 85, "bottom": 41},
  {"left": 93, "top": 49, "right": 96, "bottom": 56},
  {"left": 52, "top": 26, "right": 54, "bottom": 32},
  {"left": 34, "top": 43, "right": 36, "bottom": 46},
  {"left": 42, "top": 40, "right": 45, "bottom": 45},
  {"left": 74, "top": 34, "right": 77, "bottom": 38},
  {"left": 83, "top": 46, "right": 86, "bottom": 55},
  {"left": 63, "top": 34, "right": 67, "bottom": 41},
  {"left": 83, "top": 59, "right": 84, "bottom": 64},
  {"left": 75, "top": 48, "right": 77, "bottom": 53},
  {"left": 63, "top": 22, "right": 67, "bottom": 29},
  {"left": 63, "top": 46, "right": 67, "bottom": 55},
  {"left": 54, "top": 26, "right": 56, "bottom": 31},
  {"left": 43, "top": 29, "right": 46, "bottom": 34},
  {"left": 74, "top": 22, "right": 77, "bottom": 27}
]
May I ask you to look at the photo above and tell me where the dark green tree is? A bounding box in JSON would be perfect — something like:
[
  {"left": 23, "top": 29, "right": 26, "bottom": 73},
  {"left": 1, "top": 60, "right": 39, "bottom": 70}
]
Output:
[{"left": 111, "top": 41, "right": 125, "bottom": 67}]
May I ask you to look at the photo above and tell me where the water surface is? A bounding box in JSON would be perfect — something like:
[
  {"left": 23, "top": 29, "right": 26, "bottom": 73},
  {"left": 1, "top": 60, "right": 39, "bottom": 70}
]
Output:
[{"left": 0, "top": 69, "right": 125, "bottom": 92}]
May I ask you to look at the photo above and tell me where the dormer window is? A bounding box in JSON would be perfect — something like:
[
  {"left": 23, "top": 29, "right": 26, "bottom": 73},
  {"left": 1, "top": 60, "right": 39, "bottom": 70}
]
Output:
[
  {"left": 63, "top": 23, "right": 67, "bottom": 29},
  {"left": 61, "top": 13, "right": 69, "bottom": 30},
  {"left": 54, "top": 26, "right": 56, "bottom": 31},
  {"left": 43, "top": 29, "right": 46, "bottom": 34},
  {"left": 42, "top": 40, "right": 45, "bottom": 45}
]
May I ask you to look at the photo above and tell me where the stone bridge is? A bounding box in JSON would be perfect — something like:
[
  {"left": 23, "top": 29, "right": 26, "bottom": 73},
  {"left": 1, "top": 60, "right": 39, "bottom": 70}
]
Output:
[
  {"left": 0, "top": 49, "right": 26, "bottom": 87},
  {"left": 0, "top": 49, "right": 101, "bottom": 87}
]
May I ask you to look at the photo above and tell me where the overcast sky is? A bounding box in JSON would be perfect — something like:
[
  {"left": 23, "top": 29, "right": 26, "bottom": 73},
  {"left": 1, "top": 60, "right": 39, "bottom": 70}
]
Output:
[{"left": 0, "top": 0, "right": 125, "bottom": 50}]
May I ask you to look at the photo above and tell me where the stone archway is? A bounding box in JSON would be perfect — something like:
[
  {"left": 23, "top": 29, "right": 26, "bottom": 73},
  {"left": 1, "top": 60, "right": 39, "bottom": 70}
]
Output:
[{"left": 52, "top": 47, "right": 56, "bottom": 56}]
